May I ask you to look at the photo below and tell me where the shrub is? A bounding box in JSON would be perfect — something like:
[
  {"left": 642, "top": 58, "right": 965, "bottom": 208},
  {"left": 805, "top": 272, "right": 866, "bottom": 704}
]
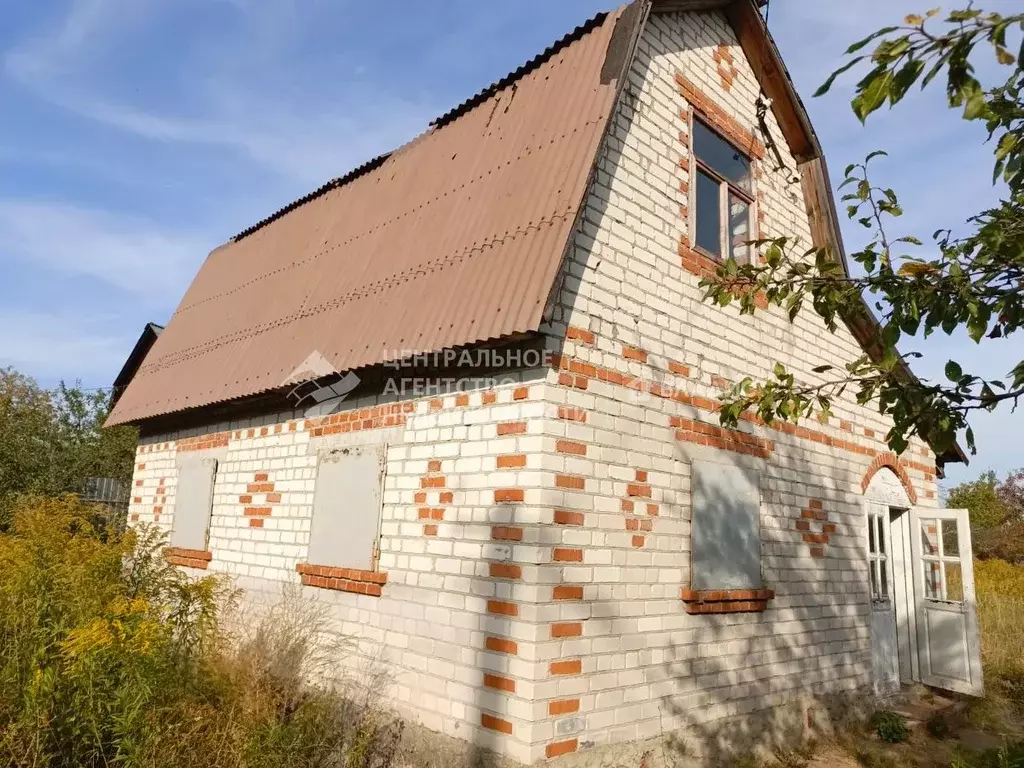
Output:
[
  {"left": 926, "top": 713, "right": 951, "bottom": 740},
  {"left": 869, "top": 711, "right": 909, "bottom": 744},
  {"left": 0, "top": 494, "right": 400, "bottom": 767}
]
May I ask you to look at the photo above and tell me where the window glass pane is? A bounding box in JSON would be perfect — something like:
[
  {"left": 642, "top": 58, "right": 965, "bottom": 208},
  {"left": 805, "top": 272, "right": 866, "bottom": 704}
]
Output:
[
  {"left": 942, "top": 519, "right": 960, "bottom": 557},
  {"left": 945, "top": 561, "right": 964, "bottom": 602},
  {"left": 921, "top": 521, "right": 940, "bottom": 556},
  {"left": 924, "top": 561, "right": 942, "bottom": 599},
  {"left": 694, "top": 120, "right": 751, "bottom": 191},
  {"left": 695, "top": 170, "right": 722, "bottom": 256},
  {"left": 729, "top": 194, "right": 750, "bottom": 262}
]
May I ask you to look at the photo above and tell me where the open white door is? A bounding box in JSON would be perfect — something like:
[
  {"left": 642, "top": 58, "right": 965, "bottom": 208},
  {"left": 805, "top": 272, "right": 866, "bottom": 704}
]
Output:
[{"left": 908, "top": 507, "right": 984, "bottom": 696}]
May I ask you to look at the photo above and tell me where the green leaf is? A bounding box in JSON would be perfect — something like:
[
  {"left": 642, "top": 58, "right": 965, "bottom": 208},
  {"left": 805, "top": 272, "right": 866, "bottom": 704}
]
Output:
[
  {"left": 845, "top": 27, "right": 899, "bottom": 55},
  {"left": 814, "top": 56, "right": 865, "bottom": 97},
  {"left": 945, "top": 360, "right": 963, "bottom": 382},
  {"left": 889, "top": 59, "right": 926, "bottom": 104},
  {"left": 853, "top": 70, "right": 894, "bottom": 122}
]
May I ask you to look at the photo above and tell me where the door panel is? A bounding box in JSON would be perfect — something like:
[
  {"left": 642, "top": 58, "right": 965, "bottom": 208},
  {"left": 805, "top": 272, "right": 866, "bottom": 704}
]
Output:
[
  {"left": 867, "top": 502, "right": 900, "bottom": 695},
  {"left": 909, "top": 507, "right": 983, "bottom": 696}
]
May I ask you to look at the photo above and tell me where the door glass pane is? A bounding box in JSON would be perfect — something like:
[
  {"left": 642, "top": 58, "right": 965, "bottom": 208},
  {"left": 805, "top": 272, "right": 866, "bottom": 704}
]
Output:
[
  {"left": 870, "top": 560, "right": 880, "bottom": 598},
  {"left": 945, "top": 561, "right": 964, "bottom": 602},
  {"left": 868, "top": 517, "right": 877, "bottom": 554},
  {"left": 921, "top": 521, "right": 940, "bottom": 556},
  {"left": 942, "top": 519, "right": 960, "bottom": 557},
  {"left": 695, "top": 170, "right": 722, "bottom": 256},
  {"left": 693, "top": 120, "right": 751, "bottom": 191},
  {"left": 880, "top": 559, "right": 889, "bottom": 598},
  {"left": 729, "top": 194, "right": 750, "bottom": 262},
  {"left": 877, "top": 517, "right": 886, "bottom": 554},
  {"left": 924, "top": 561, "right": 942, "bottom": 599}
]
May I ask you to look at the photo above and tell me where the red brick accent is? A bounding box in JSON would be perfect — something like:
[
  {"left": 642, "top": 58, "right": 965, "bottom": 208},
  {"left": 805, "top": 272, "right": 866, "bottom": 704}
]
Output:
[
  {"left": 265, "top": 492, "right": 282, "bottom": 503},
  {"left": 304, "top": 402, "right": 411, "bottom": 437},
  {"left": 550, "top": 659, "right": 582, "bottom": 676},
  {"left": 556, "top": 440, "right": 587, "bottom": 456},
  {"left": 439, "top": 491, "right": 454, "bottom": 504},
  {"left": 635, "top": 469, "right": 648, "bottom": 482},
  {"left": 556, "top": 406, "right": 587, "bottom": 423},
  {"left": 130, "top": 513, "right": 140, "bottom": 522},
  {"left": 809, "top": 546, "right": 825, "bottom": 558},
  {"left": 177, "top": 431, "right": 230, "bottom": 452},
  {"left": 631, "top": 535, "right": 646, "bottom": 548},
  {"left": 429, "top": 398, "right": 443, "bottom": 412},
  {"left": 489, "top": 563, "right": 522, "bottom": 580},
  {"left": 482, "top": 392, "right": 497, "bottom": 405},
  {"left": 622, "top": 345, "right": 648, "bottom": 363},
  {"left": 676, "top": 72, "right": 765, "bottom": 159},
  {"left": 244, "top": 506, "right": 272, "bottom": 517},
  {"left": 455, "top": 393, "right": 470, "bottom": 407},
  {"left": 487, "top": 600, "right": 518, "bottom": 617},
  {"left": 546, "top": 740, "right": 579, "bottom": 758},
  {"left": 427, "top": 459, "right": 442, "bottom": 472},
  {"left": 483, "top": 674, "right": 516, "bottom": 693},
  {"left": 418, "top": 508, "right": 445, "bottom": 520},
  {"left": 497, "top": 421, "right": 527, "bottom": 436},
  {"left": 497, "top": 454, "right": 527, "bottom": 468},
  {"left": 711, "top": 375, "right": 731, "bottom": 389},
  {"left": 680, "top": 588, "right": 774, "bottom": 614},
  {"left": 553, "top": 585, "right": 583, "bottom": 600},
  {"left": 672, "top": 416, "right": 773, "bottom": 458},
  {"left": 491, "top": 526, "right": 523, "bottom": 542},
  {"left": 626, "top": 483, "right": 652, "bottom": 497},
  {"left": 861, "top": 453, "right": 919, "bottom": 503},
  {"left": 481, "top": 713, "right": 513, "bottom": 735},
  {"left": 513, "top": 386, "right": 530, "bottom": 401},
  {"left": 548, "top": 699, "right": 580, "bottom": 716},
  {"left": 553, "top": 548, "right": 583, "bottom": 563},
  {"left": 238, "top": 494, "right": 252, "bottom": 504},
  {"left": 555, "top": 474, "right": 585, "bottom": 490},
  {"left": 552, "top": 622, "right": 583, "bottom": 638},
  {"left": 485, "top": 636, "right": 518, "bottom": 655},
  {"left": 165, "top": 547, "right": 212, "bottom": 569},
  {"left": 249, "top": 519, "right": 264, "bottom": 528},
  {"left": 494, "top": 488, "right": 525, "bottom": 503},
  {"left": 554, "top": 509, "right": 585, "bottom": 526},
  {"left": 669, "top": 361, "right": 691, "bottom": 377},
  {"left": 296, "top": 563, "right": 386, "bottom": 596},
  {"left": 420, "top": 475, "right": 446, "bottom": 488},
  {"left": 247, "top": 482, "right": 274, "bottom": 493},
  {"left": 423, "top": 524, "right": 438, "bottom": 536},
  {"left": 566, "top": 326, "right": 596, "bottom": 345}
]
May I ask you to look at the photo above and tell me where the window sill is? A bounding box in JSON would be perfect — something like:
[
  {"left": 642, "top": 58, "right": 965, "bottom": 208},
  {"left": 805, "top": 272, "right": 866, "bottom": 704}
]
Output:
[
  {"left": 165, "top": 547, "right": 213, "bottom": 570},
  {"left": 680, "top": 588, "right": 774, "bottom": 614},
  {"left": 296, "top": 563, "right": 387, "bottom": 597}
]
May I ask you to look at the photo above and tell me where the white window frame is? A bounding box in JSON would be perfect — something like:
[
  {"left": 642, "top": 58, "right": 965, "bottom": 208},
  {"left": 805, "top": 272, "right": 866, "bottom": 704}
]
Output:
[{"left": 688, "top": 115, "right": 756, "bottom": 263}]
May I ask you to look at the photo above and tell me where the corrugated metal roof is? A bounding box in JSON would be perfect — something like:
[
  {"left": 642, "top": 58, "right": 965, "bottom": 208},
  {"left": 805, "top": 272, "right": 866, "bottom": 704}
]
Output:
[{"left": 107, "top": 6, "right": 631, "bottom": 426}]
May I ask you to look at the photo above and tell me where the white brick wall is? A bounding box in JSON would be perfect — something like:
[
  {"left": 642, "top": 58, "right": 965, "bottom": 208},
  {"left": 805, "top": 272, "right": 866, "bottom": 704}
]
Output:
[{"left": 126, "top": 9, "right": 943, "bottom": 764}]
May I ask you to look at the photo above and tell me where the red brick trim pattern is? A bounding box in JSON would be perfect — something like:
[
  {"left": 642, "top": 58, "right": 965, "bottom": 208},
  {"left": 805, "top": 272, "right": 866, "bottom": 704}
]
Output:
[
  {"left": 304, "top": 403, "right": 412, "bottom": 437},
  {"left": 861, "top": 453, "right": 919, "bottom": 503},
  {"left": 176, "top": 431, "right": 230, "bottom": 452},
  {"left": 296, "top": 563, "right": 387, "bottom": 597},
  {"left": 675, "top": 72, "right": 765, "bottom": 160},
  {"left": 165, "top": 547, "right": 212, "bottom": 569},
  {"left": 680, "top": 588, "right": 774, "bottom": 614},
  {"left": 671, "top": 416, "right": 773, "bottom": 458}
]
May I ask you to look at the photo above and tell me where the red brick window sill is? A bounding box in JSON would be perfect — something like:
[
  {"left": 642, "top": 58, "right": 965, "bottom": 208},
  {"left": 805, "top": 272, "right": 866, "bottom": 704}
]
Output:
[
  {"left": 296, "top": 563, "right": 387, "bottom": 597},
  {"left": 680, "top": 588, "right": 774, "bottom": 614},
  {"left": 165, "top": 547, "right": 213, "bottom": 570}
]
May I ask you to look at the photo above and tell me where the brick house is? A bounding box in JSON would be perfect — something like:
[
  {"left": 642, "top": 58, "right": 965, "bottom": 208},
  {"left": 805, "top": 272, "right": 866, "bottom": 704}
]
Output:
[{"left": 108, "top": 0, "right": 983, "bottom": 763}]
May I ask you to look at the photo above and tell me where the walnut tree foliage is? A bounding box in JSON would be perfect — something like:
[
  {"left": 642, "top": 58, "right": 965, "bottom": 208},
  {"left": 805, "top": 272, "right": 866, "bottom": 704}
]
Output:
[{"left": 701, "top": 8, "right": 1024, "bottom": 457}]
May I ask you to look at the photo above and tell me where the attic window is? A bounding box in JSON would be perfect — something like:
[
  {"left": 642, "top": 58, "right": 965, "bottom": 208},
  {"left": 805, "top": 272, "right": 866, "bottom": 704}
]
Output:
[{"left": 691, "top": 119, "right": 754, "bottom": 262}]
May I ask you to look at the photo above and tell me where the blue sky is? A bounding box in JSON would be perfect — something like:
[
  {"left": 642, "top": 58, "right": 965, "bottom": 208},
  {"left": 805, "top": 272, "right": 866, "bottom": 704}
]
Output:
[{"left": 0, "top": 0, "right": 1020, "bottom": 487}]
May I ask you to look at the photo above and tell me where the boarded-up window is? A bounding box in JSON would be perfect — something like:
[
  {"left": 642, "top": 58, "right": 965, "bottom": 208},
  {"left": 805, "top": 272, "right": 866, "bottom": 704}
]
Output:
[
  {"left": 691, "top": 461, "right": 761, "bottom": 590},
  {"left": 170, "top": 456, "right": 218, "bottom": 551},
  {"left": 308, "top": 445, "right": 385, "bottom": 570}
]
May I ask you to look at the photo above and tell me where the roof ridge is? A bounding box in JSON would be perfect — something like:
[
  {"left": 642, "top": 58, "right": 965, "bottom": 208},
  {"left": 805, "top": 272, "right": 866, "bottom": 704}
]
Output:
[{"left": 230, "top": 8, "right": 613, "bottom": 243}]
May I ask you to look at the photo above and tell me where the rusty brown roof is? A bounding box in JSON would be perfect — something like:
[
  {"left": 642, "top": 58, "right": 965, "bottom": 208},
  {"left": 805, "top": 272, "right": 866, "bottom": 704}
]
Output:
[{"left": 108, "top": 6, "right": 638, "bottom": 426}]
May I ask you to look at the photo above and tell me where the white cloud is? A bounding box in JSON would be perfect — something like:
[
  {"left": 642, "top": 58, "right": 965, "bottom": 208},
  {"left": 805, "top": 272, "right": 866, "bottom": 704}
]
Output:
[
  {"left": 0, "top": 199, "right": 212, "bottom": 295},
  {"left": 0, "top": 308, "right": 128, "bottom": 386}
]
